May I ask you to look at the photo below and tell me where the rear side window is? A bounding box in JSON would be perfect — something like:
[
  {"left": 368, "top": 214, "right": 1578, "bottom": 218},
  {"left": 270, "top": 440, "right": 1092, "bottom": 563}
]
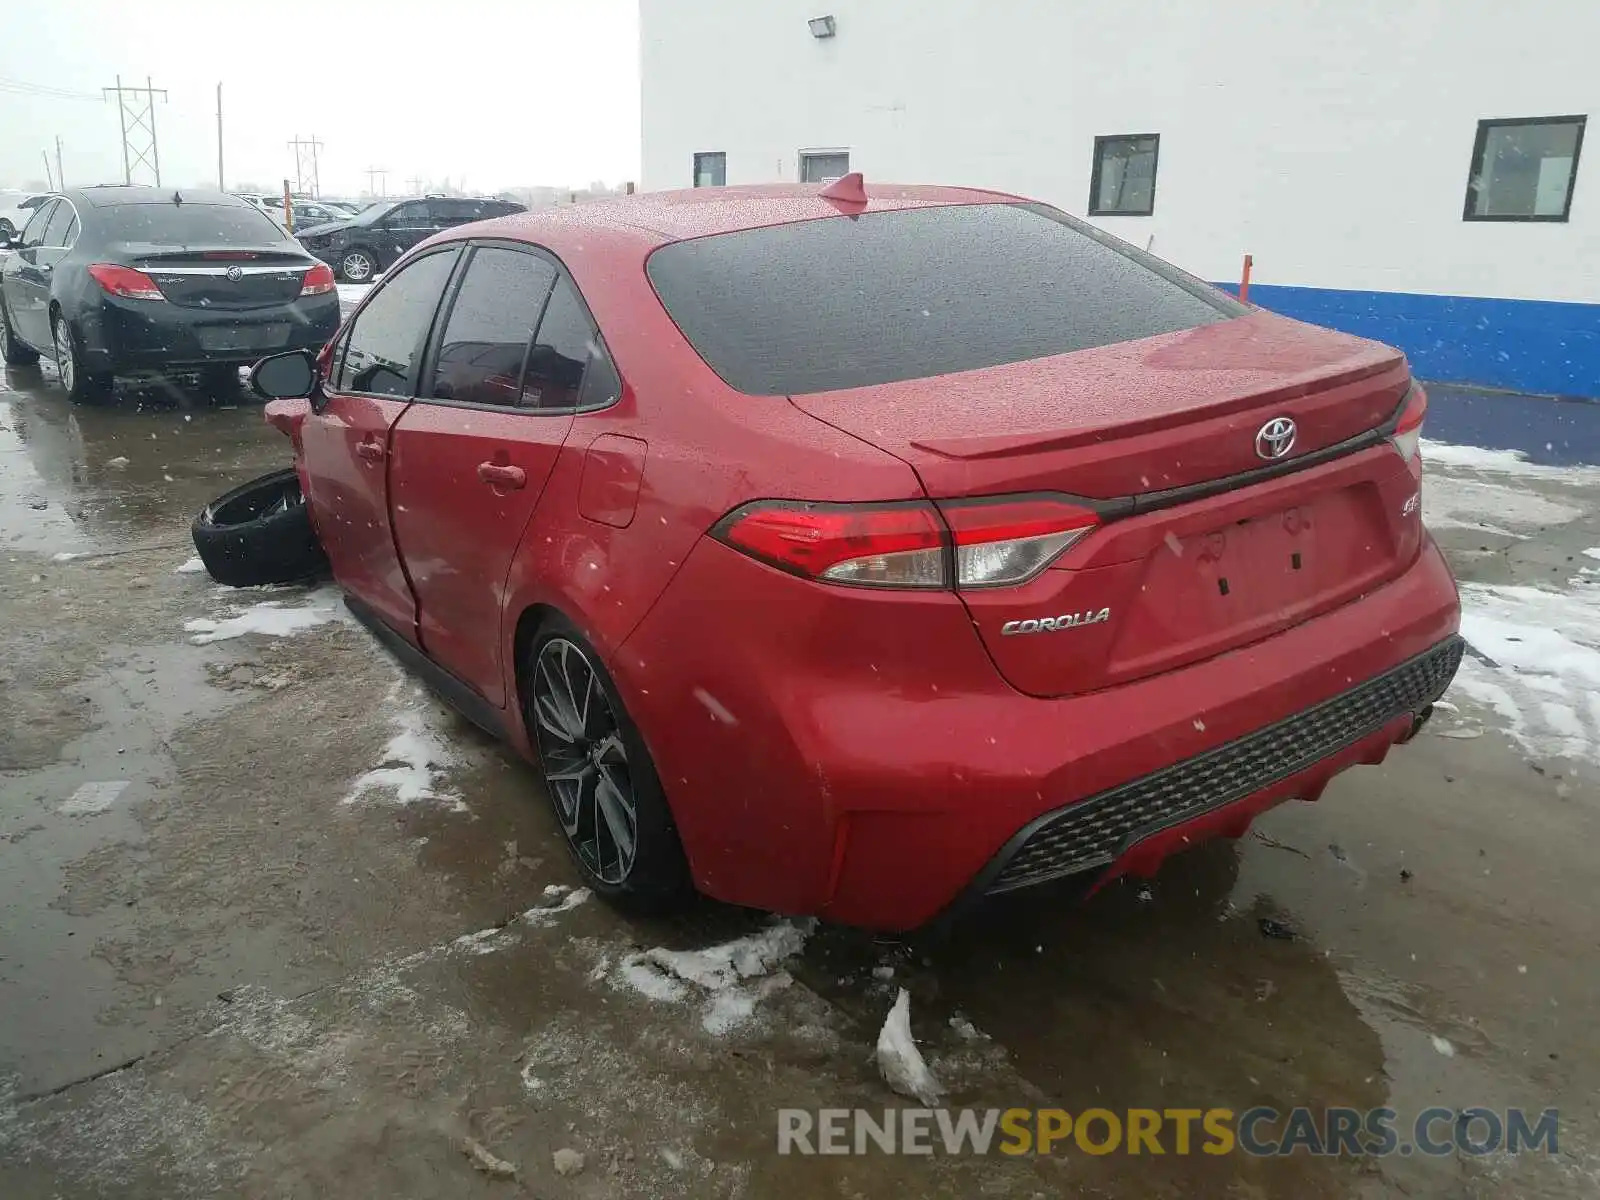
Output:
[
  {"left": 429, "top": 246, "right": 557, "bottom": 407},
  {"left": 646, "top": 202, "right": 1244, "bottom": 395},
  {"left": 42, "top": 202, "right": 75, "bottom": 246},
  {"left": 101, "top": 203, "right": 287, "bottom": 246},
  {"left": 522, "top": 277, "right": 593, "bottom": 411},
  {"left": 336, "top": 249, "right": 459, "bottom": 396}
]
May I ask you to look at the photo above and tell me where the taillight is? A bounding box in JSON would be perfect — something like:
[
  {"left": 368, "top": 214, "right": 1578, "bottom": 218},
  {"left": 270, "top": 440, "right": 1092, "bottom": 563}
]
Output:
[
  {"left": 300, "top": 262, "right": 336, "bottom": 296},
  {"left": 87, "top": 263, "right": 165, "bottom": 301},
  {"left": 713, "top": 501, "right": 947, "bottom": 588},
  {"left": 713, "top": 494, "right": 1102, "bottom": 590},
  {"left": 940, "top": 495, "right": 1100, "bottom": 588},
  {"left": 1390, "top": 383, "right": 1427, "bottom": 463}
]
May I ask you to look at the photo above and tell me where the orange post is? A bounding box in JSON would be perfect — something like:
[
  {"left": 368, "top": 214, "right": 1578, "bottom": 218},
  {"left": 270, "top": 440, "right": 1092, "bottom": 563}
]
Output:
[
  {"left": 1239, "top": 253, "right": 1253, "bottom": 304},
  {"left": 283, "top": 179, "right": 294, "bottom": 233}
]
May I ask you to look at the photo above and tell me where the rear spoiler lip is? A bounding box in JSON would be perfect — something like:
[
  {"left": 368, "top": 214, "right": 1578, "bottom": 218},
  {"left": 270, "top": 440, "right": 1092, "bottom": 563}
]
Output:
[
  {"left": 906, "top": 354, "right": 1409, "bottom": 461},
  {"left": 965, "top": 382, "right": 1416, "bottom": 524}
]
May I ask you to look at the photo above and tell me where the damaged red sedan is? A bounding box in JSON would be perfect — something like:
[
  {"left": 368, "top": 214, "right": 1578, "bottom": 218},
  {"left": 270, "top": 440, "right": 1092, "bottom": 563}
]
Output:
[{"left": 248, "top": 178, "right": 1462, "bottom": 930}]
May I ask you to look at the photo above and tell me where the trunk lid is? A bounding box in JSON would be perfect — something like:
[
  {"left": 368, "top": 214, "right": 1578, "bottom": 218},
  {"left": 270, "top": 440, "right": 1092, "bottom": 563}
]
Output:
[
  {"left": 125, "top": 248, "right": 311, "bottom": 310},
  {"left": 790, "top": 312, "right": 1423, "bottom": 697}
]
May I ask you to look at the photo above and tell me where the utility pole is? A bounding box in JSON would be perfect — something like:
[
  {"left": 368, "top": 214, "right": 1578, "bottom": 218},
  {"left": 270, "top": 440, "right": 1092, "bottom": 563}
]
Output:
[
  {"left": 55, "top": 136, "right": 65, "bottom": 189},
  {"left": 216, "top": 82, "right": 224, "bottom": 189},
  {"left": 407, "top": 175, "right": 423, "bottom": 195},
  {"left": 102, "top": 74, "right": 168, "bottom": 185},
  {"left": 364, "top": 166, "right": 387, "bottom": 196},
  {"left": 42, "top": 150, "right": 54, "bottom": 190},
  {"left": 288, "top": 134, "right": 323, "bottom": 197}
]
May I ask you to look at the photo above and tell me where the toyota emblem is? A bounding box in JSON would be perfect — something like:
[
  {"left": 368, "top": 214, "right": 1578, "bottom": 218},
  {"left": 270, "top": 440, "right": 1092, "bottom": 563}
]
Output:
[
  {"left": 1255, "top": 416, "right": 1297, "bottom": 461},
  {"left": 225, "top": 265, "right": 244, "bottom": 282}
]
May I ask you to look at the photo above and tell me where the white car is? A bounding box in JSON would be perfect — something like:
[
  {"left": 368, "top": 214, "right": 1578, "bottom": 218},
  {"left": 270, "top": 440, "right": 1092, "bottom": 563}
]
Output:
[{"left": 0, "top": 193, "right": 55, "bottom": 239}]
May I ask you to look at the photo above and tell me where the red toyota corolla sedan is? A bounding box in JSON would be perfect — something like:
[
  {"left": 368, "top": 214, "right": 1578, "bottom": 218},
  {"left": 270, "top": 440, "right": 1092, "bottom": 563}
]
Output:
[{"left": 251, "top": 178, "right": 1462, "bottom": 931}]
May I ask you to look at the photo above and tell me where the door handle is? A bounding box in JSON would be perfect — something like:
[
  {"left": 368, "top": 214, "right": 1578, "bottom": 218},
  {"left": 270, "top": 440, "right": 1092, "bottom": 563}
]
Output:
[
  {"left": 356, "top": 439, "right": 385, "bottom": 462},
  {"left": 477, "top": 461, "right": 526, "bottom": 489}
]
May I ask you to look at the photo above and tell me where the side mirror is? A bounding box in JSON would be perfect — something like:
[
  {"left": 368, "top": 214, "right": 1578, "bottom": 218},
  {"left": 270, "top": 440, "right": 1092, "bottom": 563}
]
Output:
[
  {"left": 250, "top": 350, "right": 318, "bottom": 402},
  {"left": 0, "top": 232, "right": 18, "bottom": 251}
]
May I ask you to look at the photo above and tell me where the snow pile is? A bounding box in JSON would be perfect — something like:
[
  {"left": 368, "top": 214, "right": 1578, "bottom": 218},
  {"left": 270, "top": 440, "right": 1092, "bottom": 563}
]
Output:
[
  {"left": 522, "top": 885, "right": 592, "bottom": 926},
  {"left": 343, "top": 699, "right": 465, "bottom": 812},
  {"left": 612, "top": 919, "right": 814, "bottom": 1035},
  {"left": 877, "top": 988, "right": 943, "bottom": 1105},
  {"left": 1420, "top": 439, "right": 1592, "bottom": 537},
  {"left": 175, "top": 556, "right": 206, "bottom": 574},
  {"left": 1449, "top": 580, "right": 1600, "bottom": 764},
  {"left": 184, "top": 595, "right": 338, "bottom": 643}
]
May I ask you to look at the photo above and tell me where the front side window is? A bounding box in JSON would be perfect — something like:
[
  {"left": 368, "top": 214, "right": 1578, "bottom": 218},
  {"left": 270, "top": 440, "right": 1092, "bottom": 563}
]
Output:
[
  {"left": 1465, "top": 116, "right": 1586, "bottom": 221},
  {"left": 799, "top": 151, "right": 849, "bottom": 183},
  {"left": 429, "top": 246, "right": 557, "bottom": 407},
  {"left": 335, "top": 248, "right": 459, "bottom": 396},
  {"left": 693, "top": 152, "right": 726, "bottom": 187},
  {"left": 1089, "top": 134, "right": 1159, "bottom": 216},
  {"left": 383, "top": 201, "right": 432, "bottom": 228},
  {"left": 19, "top": 199, "right": 57, "bottom": 247}
]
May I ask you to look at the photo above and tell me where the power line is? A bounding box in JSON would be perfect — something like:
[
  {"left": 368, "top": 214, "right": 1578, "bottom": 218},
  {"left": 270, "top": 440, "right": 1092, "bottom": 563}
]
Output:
[{"left": 0, "top": 75, "right": 102, "bottom": 101}]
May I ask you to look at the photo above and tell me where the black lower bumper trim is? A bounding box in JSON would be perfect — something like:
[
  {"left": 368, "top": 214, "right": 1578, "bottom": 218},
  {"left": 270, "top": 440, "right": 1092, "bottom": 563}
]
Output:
[{"left": 976, "top": 635, "right": 1464, "bottom": 898}]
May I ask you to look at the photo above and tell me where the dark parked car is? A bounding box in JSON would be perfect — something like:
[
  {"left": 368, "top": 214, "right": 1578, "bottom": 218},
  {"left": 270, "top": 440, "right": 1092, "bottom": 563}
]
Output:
[
  {"left": 293, "top": 196, "right": 527, "bottom": 282},
  {"left": 0, "top": 187, "right": 340, "bottom": 403}
]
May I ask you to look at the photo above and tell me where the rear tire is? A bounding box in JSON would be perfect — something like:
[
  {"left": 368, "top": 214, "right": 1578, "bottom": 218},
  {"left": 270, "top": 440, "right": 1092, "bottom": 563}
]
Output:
[
  {"left": 53, "top": 313, "right": 110, "bottom": 404},
  {"left": 1, "top": 297, "right": 40, "bottom": 366},
  {"left": 191, "top": 467, "right": 329, "bottom": 587},
  {"left": 524, "top": 616, "right": 691, "bottom": 914}
]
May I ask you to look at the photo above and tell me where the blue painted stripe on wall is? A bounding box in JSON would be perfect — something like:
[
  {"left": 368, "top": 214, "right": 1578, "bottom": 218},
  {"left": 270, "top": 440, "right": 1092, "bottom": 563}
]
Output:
[{"left": 1211, "top": 283, "right": 1600, "bottom": 400}]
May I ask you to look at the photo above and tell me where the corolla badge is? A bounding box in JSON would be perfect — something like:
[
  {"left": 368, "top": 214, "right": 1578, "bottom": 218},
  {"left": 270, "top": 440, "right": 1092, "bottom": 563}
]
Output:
[
  {"left": 1255, "top": 416, "right": 1297, "bottom": 460},
  {"left": 1001, "top": 608, "right": 1111, "bottom": 636}
]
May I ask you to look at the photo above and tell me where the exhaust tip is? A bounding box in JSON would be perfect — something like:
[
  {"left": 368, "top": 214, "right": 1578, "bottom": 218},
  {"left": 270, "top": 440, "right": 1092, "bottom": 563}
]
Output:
[{"left": 1400, "top": 704, "right": 1434, "bottom": 744}]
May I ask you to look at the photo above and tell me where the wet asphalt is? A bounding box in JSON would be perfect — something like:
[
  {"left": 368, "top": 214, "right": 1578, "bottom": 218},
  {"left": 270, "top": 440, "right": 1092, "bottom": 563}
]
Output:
[{"left": 1, "top": 351, "right": 1598, "bottom": 1199}]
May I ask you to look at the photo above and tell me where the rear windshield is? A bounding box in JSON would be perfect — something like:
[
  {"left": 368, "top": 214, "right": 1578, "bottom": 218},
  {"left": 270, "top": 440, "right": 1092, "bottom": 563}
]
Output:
[
  {"left": 646, "top": 202, "right": 1246, "bottom": 395},
  {"left": 101, "top": 203, "right": 288, "bottom": 247}
]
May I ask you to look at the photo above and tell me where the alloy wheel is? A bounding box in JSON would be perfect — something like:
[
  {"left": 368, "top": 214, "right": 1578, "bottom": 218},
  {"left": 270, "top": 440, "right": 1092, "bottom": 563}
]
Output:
[
  {"left": 341, "top": 251, "right": 373, "bottom": 282},
  {"left": 531, "top": 638, "right": 639, "bottom": 885},
  {"left": 53, "top": 319, "right": 73, "bottom": 394}
]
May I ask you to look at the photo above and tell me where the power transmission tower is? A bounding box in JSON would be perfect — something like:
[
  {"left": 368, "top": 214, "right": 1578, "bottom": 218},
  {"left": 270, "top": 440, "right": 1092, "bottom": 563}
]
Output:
[
  {"left": 364, "top": 166, "right": 387, "bottom": 196},
  {"left": 288, "top": 134, "right": 323, "bottom": 197},
  {"left": 407, "top": 175, "right": 423, "bottom": 195},
  {"left": 102, "top": 75, "right": 167, "bottom": 185}
]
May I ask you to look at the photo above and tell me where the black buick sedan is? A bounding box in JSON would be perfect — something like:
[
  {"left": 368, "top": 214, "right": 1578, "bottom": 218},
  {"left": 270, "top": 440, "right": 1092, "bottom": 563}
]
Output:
[{"left": 0, "top": 187, "right": 341, "bottom": 403}]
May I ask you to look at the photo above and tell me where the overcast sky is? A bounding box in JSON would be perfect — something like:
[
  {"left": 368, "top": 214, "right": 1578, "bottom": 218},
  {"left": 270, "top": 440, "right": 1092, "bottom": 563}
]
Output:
[{"left": 0, "top": 0, "right": 640, "bottom": 196}]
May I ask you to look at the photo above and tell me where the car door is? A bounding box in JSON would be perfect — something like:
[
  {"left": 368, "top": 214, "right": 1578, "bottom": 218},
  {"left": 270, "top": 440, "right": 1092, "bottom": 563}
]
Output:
[
  {"left": 299, "top": 245, "right": 460, "bottom": 639},
  {"left": 5, "top": 198, "right": 60, "bottom": 347},
  {"left": 374, "top": 201, "right": 437, "bottom": 268},
  {"left": 388, "top": 244, "right": 613, "bottom": 706}
]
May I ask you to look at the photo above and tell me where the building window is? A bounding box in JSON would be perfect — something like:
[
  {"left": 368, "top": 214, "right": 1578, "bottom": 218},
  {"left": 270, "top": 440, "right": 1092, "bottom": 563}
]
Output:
[
  {"left": 1464, "top": 116, "right": 1585, "bottom": 221},
  {"left": 693, "top": 152, "right": 726, "bottom": 188},
  {"left": 800, "top": 150, "right": 850, "bottom": 183},
  {"left": 1088, "top": 134, "right": 1159, "bottom": 216}
]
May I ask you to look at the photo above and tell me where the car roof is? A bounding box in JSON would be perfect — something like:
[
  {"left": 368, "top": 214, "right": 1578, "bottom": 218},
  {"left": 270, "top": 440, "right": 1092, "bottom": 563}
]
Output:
[
  {"left": 444, "top": 182, "right": 1024, "bottom": 259},
  {"left": 68, "top": 186, "right": 251, "bottom": 209}
]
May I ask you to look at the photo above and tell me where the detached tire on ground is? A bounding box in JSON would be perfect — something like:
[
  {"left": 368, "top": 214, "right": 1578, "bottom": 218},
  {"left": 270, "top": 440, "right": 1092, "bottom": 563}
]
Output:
[{"left": 192, "top": 467, "right": 329, "bottom": 587}]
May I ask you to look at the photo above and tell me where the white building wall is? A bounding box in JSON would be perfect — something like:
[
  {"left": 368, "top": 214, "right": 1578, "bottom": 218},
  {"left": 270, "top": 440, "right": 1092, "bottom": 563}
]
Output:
[{"left": 641, "top": 0, "right": 1599, "bottom": 305}]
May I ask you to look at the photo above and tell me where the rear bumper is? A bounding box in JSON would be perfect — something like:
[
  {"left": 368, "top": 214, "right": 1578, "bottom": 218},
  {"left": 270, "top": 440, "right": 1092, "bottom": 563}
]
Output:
[
  {"left": 618, "top": 534, "right": 1462, "bottom": 931},
  {"left": 947, "top": 634, "right": 1461, "bottom": 913},
  {"left": 77, "top": 292, "right": 340, "bottom": 374}
]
